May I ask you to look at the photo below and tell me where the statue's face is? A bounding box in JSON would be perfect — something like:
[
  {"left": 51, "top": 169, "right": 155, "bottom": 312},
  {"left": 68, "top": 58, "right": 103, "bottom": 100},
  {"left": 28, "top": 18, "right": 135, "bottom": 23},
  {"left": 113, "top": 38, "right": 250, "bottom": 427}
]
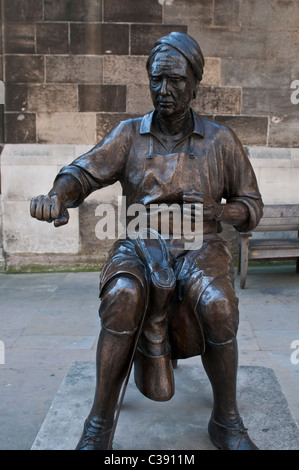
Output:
[{"left": 148, "top": 49, "right": 197, "bottom": 118}]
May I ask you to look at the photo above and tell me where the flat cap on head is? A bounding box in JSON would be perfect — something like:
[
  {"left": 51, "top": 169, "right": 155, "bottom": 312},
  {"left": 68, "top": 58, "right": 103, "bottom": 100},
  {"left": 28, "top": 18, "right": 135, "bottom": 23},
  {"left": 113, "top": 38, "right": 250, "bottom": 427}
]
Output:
[{"left": 147, "top": 32, "right": 205, "bottom": 82}]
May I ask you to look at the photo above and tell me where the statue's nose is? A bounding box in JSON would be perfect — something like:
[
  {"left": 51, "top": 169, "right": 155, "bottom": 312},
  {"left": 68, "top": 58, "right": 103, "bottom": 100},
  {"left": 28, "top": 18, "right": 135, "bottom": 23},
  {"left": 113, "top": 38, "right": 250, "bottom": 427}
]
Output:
[{"left": 160, "top": 78, "right": 168, "bottom": 95}]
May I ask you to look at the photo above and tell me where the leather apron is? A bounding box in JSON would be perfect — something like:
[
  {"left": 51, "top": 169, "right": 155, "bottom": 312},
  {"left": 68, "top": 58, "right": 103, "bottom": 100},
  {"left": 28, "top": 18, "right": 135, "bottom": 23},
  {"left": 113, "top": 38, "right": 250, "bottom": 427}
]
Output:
[{"left": 132, "top": 136, "right": 206, "bottom": 401}]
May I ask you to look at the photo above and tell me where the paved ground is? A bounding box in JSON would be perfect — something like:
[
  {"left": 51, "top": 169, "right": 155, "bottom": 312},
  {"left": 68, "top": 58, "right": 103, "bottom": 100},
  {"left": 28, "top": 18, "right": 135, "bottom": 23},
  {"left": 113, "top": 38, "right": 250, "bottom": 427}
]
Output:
[{"left": 0, "top": 264, "right": 299, "bottom": 450}]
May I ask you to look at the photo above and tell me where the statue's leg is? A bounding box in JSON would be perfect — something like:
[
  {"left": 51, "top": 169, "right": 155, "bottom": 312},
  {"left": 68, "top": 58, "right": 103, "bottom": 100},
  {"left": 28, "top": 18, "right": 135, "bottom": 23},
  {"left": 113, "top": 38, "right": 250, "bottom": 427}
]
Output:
[
  {"left": 199, "top": 285, "right": 239, "bottom": 424},
  {"left": 76, "top": 275, "right": 145, "bottom": 450},
  {"left": 198, "top": 282, "right": 258, "bottom": 450}
]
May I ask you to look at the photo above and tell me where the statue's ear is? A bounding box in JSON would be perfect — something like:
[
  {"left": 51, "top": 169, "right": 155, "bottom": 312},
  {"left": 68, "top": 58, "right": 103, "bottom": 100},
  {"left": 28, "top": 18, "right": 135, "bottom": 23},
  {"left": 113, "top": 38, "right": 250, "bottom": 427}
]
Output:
[{"left": 192, "top": 81, "right": 199, "bottom": 100}]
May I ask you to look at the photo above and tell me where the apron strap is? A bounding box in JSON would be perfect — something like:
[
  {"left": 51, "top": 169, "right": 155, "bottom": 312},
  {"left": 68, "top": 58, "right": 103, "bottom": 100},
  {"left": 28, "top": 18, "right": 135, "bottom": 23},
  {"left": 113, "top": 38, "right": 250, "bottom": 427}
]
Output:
[
  {"left": 189, "top": 135, "right": 196, "bottom": 158},
  {"left": 145, "top": 135, "right": 154, "bottom": 159}
]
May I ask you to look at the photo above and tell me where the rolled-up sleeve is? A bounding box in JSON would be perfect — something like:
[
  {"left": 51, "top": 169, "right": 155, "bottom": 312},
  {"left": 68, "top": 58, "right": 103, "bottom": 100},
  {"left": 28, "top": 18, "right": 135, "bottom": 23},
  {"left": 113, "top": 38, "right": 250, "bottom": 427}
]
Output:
[{"left": 224, "top": 129, "right": 263, "bottom": 233}]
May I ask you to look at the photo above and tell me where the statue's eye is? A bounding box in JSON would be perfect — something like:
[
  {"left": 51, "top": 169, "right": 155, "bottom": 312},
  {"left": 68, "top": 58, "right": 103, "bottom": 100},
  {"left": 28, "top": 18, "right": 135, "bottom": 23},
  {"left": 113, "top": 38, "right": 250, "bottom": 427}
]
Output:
[{"left": 170, "top": 77, "right": 185, "bottom": 84}]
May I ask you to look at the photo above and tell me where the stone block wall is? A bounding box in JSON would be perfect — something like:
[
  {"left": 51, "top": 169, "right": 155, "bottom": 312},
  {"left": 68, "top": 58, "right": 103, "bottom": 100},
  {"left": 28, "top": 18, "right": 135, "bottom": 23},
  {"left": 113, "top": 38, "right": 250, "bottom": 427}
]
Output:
[
  {"left": 1, "top": 0, "right": 299, "bottom": 270},
  {"left": 2, "top": 0, "right": 298, "bottom": 147}
]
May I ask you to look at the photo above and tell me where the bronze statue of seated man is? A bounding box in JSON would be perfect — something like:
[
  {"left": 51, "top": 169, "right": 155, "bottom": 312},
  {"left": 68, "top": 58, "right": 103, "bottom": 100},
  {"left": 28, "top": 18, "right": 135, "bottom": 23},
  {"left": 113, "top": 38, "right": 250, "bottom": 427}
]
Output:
[{"left": 30, "top": 32, "right": 263, "bottom": 450}]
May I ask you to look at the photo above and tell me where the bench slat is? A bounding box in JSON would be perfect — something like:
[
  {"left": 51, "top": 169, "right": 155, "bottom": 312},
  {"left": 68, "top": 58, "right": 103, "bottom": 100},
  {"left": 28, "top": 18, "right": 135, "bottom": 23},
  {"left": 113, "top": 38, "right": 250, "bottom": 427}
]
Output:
[
  {"left": 250, "top": 239, "right": 299, "bottom": 248},
  {"left": 262, "top": 204, "right": 299, "bottom": 218},
  {"left": 254, "top": 222, "right": 299, "bottom": 231},
  {"left": 249, "top": 249, "right": 299, "bottom": 259}
]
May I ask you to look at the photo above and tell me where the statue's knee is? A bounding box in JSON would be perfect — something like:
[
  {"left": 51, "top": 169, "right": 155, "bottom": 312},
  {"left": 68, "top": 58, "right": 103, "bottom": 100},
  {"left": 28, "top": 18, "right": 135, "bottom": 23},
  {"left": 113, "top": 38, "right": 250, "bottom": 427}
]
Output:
[
  {"left": 100, "top": 276, "right": 145, "bottom": 333},
  {"left": 199, "top": 290, "right": 239, "bottom": 344}
]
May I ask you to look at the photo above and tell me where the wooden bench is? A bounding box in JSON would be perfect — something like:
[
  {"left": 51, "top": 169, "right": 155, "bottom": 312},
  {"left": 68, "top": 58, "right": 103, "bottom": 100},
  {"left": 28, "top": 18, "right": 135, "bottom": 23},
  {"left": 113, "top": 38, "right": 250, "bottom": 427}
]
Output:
[{"left": 238, "top": 204, "right": 299, "bottom": 288}]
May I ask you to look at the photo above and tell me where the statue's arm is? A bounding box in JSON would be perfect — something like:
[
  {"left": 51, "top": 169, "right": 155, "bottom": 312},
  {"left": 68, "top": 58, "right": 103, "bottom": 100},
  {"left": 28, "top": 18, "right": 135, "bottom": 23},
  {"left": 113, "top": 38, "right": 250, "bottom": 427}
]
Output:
[
  {"left": 205, "top": 199, "right": 249, "bottom": 226},
  {"left": 30, "top": 119, "right": 132, "bottom": 227},
  {"left": 183, "top": 126, "right": 263, "bottom": 231},
  {"left": 183, "top": 191, "right": 249, "bottom": 226},
  {"left": 222, "top": 128, "right": 264, "bottom": 232}
]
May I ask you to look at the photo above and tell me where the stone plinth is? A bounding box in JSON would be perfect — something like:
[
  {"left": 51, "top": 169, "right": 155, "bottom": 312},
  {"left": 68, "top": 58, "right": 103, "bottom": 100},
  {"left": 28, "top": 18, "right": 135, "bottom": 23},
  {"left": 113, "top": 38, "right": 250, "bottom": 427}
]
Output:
[{"left": 31, "top": 361, "right": 299, "bottom": 451}]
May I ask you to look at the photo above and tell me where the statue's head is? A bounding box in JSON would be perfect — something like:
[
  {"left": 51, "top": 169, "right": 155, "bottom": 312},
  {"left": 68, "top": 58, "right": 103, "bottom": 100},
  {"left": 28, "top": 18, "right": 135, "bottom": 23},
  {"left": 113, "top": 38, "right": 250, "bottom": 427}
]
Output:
[{"left": 146, "top": 32, "right": 205, "bottom": 118}]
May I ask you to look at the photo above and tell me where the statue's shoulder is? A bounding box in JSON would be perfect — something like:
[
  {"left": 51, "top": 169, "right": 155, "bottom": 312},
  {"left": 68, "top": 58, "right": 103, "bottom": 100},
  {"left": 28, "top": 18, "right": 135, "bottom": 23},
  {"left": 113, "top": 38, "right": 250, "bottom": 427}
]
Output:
[
  {"left": 200, "top": 115, "right": 232, "bottom": 134},
  {"left": 116, "top": 115, "right": 146, "bottom": 132},
  {"left": 100, "top": 112, "right": 152, "bottom": 146},
  {"left": 104, "top": 115, "right": 145, "bottom": 142},
  {"left": 195, "top": 113, "right": 236, "bottom": 143}
]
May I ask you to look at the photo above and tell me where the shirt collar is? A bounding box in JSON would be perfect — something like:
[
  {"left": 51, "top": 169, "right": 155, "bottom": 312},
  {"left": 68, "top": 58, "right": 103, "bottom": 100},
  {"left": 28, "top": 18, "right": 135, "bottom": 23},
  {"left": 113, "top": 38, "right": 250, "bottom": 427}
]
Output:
[{"left": 140, "top": 109, "right": 205, "bottom": 138}]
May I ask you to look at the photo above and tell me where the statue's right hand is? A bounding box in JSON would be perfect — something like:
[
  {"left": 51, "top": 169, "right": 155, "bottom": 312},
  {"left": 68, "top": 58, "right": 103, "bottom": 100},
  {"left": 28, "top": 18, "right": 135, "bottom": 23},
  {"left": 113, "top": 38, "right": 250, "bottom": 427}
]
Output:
[{"left": 30, "top": 194, "right": 69, "bottom": 227}]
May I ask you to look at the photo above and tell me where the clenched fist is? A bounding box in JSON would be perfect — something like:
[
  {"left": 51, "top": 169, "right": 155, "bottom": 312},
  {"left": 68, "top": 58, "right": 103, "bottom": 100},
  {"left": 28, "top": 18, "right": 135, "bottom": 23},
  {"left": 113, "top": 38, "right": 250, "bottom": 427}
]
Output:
[{"left": 30, "top": 194, "right": 70, "bottom": 227}]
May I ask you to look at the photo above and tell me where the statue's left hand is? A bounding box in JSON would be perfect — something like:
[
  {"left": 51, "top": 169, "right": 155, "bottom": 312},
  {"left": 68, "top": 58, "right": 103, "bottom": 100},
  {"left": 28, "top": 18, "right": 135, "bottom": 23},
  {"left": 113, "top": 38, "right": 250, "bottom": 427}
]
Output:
[
  {"left": 202, "top": 196, "right": 224, "bottom": 221},
  {"left": 183, "top": 191, "right": 223, "bottom": 221}
]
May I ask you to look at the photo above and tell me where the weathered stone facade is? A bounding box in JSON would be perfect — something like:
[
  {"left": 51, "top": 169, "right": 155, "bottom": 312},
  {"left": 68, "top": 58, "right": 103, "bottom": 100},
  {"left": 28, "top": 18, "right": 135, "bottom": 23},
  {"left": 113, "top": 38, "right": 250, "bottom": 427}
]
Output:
[
  {"left": 1, "top": 0, "right": 299, "bottom": 270},
  {"left": 2, "top": 0, "right": 298, "bottom": 147}
]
